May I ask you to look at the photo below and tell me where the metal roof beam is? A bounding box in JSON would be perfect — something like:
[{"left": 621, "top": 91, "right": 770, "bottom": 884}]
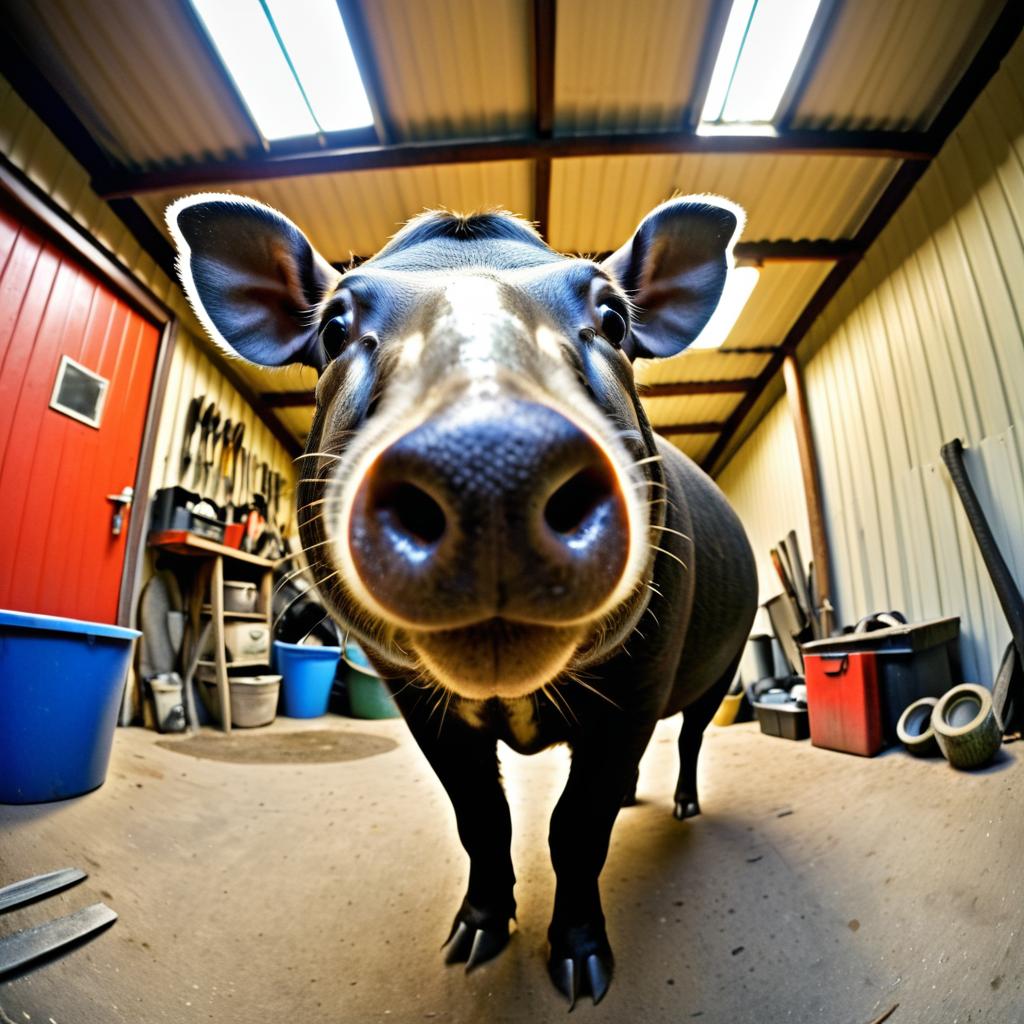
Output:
[
  {"left": 656, "top": 422, "right": 727, "bottom": 436},
  {"left": 532, "top": 0, "right": 556, "bottom": 241},
  {"left": 94, "top": 128, "right": 936, "bottom": 199},
  {"left": 642, "top": 379, "right": 756, "bottom": 397}
]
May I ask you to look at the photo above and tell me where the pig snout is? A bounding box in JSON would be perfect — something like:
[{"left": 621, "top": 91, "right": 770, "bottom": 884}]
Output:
[{"left": 345, "top": 396, "right": 631, "bottom": 631}]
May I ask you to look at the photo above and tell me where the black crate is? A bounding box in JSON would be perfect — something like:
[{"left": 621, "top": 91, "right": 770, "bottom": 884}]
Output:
[
  {"left": 149, "top": 486, "right": 224, "bottom": 543},
  {"left": 754, "top": 701, "right": 810, "bottom": 741}
]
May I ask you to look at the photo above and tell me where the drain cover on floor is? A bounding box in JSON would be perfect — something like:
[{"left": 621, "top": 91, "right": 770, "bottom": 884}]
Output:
[{"left": 157, "top": 729, "right": 398, "bottom": 765}]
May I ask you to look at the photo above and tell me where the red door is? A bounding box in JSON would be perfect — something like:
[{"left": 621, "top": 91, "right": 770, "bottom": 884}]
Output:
[{"left": 0, "top": 204, "right": 161, "bottom": 623}]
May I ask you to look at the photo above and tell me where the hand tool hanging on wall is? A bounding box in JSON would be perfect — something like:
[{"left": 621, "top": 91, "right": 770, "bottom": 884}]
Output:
[
  {"left": 941, "top": 438, "right": 1024, "bottom": 732},
  {"left": 178, "top": 395, "right": 203, "bottom": 482},
  {"left": 202, "top": 407, "right": 221, "bottom": 493},
  {"left": 226, "top": 422, "right": 244, "bottom": 519},
  {"left": 192, "top": 400, "right": 214, "bottom": 489},
  {"left": 217, "top": 418, "right": 233, "bottom": 505}
]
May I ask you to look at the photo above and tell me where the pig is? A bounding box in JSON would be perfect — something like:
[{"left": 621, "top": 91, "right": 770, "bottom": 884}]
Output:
[{"left": 167, "top": 193, "right": 758, "bottom": 1007}]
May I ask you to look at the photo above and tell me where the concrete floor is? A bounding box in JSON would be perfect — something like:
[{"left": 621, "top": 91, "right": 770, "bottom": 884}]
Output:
[{"left": 0, "top": 714, "right": 1021, "bottom": 1024}]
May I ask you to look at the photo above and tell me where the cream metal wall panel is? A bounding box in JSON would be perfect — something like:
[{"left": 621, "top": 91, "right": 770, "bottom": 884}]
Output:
[
  {"left": 548, "top": 155, "right": 898, "bottom": 252},
  {"left": 5, "top": 0, "right": 257, "bottom": 168},
  {"left": 718, "top": 399, "right": 811, "bottom": 606},
  {"left": 723, "top": 35, "right": 1024, "bottom": 684},
  {"left": 359, "top": 0, "right": 533, "bottom": 141},
  {"left": 142, "top": 161, "right": 535, "bottom": 262},
  {"left": 150, "top": 329, "right": 298, "bottom": 526},
  {"left": 554, "top": 0, "right": 710, "bottom": 133},
  {"left": 793, "top": 0, "right": 1003, "bottom": 131}
]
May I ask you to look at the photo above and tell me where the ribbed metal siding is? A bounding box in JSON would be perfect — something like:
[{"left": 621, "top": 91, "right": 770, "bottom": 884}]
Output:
[
  {"left": 4, "top": 0, "right": 257, "bottom": 168},
  {"left": 359, "top": 0, "right": 533, "bottom": 141},
  {"left": 141, "top": 161, "right": 535, "bottom": 262},
  {"left": 718, "top": 400, "right": 811, "bottom": 605},
  {"left": 793, "top": 0, "right": 1004, "bottom": 131},
  {"left": 548, "top": 154, "right": 898, "bottom": 252},
  {"left": 554, "top": 0, "right": 711, "bottom": 133},
  {"left": 722, "top": 35, "right": 1024, "bottom": 683},
  {"left": 149, "top": 329, "right": 298, "bottom": 529}
]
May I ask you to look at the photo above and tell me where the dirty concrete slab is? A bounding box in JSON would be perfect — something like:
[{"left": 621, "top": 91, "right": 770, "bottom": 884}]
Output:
[{"left": 0, "top": 716, "right": 1021, "bottom": 1024}]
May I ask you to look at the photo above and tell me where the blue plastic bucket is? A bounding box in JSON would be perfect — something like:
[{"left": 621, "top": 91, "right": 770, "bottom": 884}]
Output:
[
  {"left": 274, "top": 641, "right": 340, "bottom": 718},
  {"left": 0, "top": 609, "right": 140, "bottom": 804},
  {"left": 343, "top": 642, "right": 400, "bottom": 719}
]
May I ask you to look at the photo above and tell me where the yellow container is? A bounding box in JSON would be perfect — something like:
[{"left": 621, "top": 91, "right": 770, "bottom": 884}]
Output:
[{"left": 712, "top": 692, "right": 743, "bottom": 727}]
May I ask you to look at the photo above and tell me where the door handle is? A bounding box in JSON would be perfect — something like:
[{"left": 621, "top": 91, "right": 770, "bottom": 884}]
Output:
[{"left": 106, "top": 486, "right": 134, "bottom": 536}]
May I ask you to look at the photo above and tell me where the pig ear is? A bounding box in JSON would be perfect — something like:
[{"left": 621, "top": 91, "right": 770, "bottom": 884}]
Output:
[
  {"left": 167, "top": 194, "right": 340, "bottom": 369},
  {"left": 602, "top": 196, "right": 744, "bottom": 360}
]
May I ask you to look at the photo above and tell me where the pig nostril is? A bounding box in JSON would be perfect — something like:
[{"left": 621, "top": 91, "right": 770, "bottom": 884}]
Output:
[
  {"left": 544, "top": 465, "right": 615, "bottom": 536},
  {"left": 373, "top": 481, "right": 447, "bottom": 546}
]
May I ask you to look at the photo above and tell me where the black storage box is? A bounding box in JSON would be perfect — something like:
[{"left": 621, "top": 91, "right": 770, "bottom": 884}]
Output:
[
  {"left": 801, "top": 617, "right": 960, "bottom": 744},
  {"left": 754, "top": 701, "right": 809, "bottom": 740},
  {"left": 149, "top": 486, "right": 225, "bottom": 543}
]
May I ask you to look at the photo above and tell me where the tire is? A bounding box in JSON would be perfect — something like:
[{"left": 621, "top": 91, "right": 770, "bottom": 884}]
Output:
[
  {"left": 896, "top": 696, "right": 940, "bottom": 757},
  {"left": 932, "top": 684, "right": 1003, "bottom": 769}
]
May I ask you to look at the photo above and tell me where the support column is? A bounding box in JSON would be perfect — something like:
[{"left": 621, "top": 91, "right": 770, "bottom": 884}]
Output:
[{"left": 782, "top": 353, "right": 834, "bottom": 636}]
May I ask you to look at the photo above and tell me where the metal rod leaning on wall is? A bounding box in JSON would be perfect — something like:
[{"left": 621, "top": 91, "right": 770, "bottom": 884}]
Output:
[{"left": 782, "top": 353, "right": 834, "bottom": 637}]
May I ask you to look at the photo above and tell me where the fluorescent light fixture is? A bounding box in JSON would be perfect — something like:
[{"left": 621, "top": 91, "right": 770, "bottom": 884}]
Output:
[
  {"left": 688, "top": 266, "right": 760, "bottom": 350},
  {"left": 700, "top": 0, "right": 822, "bottom": 126},
  {"left": 191, "top": 0, "right": 374, "bottom": 141}
]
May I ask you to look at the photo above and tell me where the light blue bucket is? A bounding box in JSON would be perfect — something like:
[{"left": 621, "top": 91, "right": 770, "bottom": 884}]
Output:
[
  {"left": 0, "top": 609, "right": 140, "bottom": 803},
  {"left": 274, "top": 641, "right": 340, "bottom": 718}
]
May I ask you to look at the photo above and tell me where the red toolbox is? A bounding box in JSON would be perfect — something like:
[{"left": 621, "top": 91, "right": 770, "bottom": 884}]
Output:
[{"left": 804, "top": 651, "right": 883, "bottom": 756}]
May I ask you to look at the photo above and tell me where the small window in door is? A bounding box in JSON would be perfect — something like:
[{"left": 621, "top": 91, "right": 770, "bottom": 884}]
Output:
[{"left": 49, "top": 354, "right": 109, "bottom": 429}]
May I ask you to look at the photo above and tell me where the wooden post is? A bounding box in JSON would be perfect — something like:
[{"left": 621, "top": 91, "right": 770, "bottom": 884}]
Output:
[{"left": 782, "top": 353, "right": 834, "bottom": 636}]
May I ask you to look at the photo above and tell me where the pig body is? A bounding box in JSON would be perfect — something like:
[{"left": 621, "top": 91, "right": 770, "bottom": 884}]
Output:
[{"left": 169, "top": 196, "right": 758, "bottom": 1006}]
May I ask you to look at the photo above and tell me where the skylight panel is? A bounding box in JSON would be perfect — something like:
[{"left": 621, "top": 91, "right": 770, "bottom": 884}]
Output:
[
  {"left": 264, "top": 0, "right": 375, "bottom": 133},
  {"left": 191, "top": 0, "right": 374, "bottom": 141},
  {"left": 700, "top": 0, "right": 822, "bottom": 127},
  {"left": 688, "top": 266, "right": 760, "bottom": 350}
]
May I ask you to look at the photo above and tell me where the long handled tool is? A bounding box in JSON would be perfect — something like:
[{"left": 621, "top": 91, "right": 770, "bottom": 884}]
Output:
[
  {"left": 941, "top": 438, "right": 1024, "bottom": 731},
  {"left": 0, "top": 868, "right": 85, "bottom": 912},
  {"left": 0, "top": 903, "right": 117, "bottom": 979}
]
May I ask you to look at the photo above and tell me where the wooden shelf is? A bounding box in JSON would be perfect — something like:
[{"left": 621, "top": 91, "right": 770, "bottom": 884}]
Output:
[
  {"left": 148, "top": 529, "right": 276, "bottom": 567},
  {"left": 200, "top": 605, "right": 266, "bottom": 621}
]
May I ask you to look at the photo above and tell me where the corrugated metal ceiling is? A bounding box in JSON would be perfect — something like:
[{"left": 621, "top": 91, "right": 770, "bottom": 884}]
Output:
[
  {"left": 792, "top": 0, "right": 1005, "bottom": 131},
  {"left": 548, "top": 154, "right": 899, "bottom": 252},
  {"left": 1, "top": 0, "right": 1007, "bottom": 453},
  {"left": 553, "top": 0, "right": 712, "bottom": 133}
]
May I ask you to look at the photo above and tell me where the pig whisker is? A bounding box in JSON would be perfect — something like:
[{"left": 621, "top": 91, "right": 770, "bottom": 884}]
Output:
[
  {"left": 296, "top": 497, "right": 328, "bottom": 515},
  {"left": 649, "top": 544, "right": 688, "bottom": 571},
  {"left": 630, "top": 454, "right": 664, "bottom": 468},
  {"left": 542, "top": 683, "right": 576, "bottom": 727},
  {"left": 644, "top": 604, "right": 661, "bottom": 627},
  {"left": 294, "top": 451, "right": 344, "bottom": 462},
  {"left": 650, "top": 524, "right": 691, "bottom": 542},
  {"left": 568, "top": 673, "right": 621, "bottom": 711}
]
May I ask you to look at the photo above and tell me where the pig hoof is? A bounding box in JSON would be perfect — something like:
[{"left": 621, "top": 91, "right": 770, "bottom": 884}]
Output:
[
  {"left": 548, "top": 927, "right": 614, "bottom": 1007},
  {"left": 443, "top": 902, "right": 512, "bottom": 971},
  {"left": 673, "top": 797, "right": 700, "bottom": 820}
]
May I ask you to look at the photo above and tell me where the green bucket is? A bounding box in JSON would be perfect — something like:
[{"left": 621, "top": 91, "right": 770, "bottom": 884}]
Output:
[{"left": 343, "top": 643, "right": 400, "bottom": 719}]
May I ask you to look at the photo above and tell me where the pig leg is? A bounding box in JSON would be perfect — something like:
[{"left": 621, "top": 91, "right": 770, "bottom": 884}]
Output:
[
  {"left": 547, "top": 721, "right": 655, "bottom": 1006},
  {"left": 401, "top": 711, "right": 516, "bottom": 970},
  {"left": 673, "top": 659, "right": 740, "bottom": 820}
]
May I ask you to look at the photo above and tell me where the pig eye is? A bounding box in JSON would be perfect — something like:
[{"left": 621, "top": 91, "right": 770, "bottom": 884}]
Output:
[
  {"left": 320, "top": 312, "right": 351, "bottom": 360},
  {"left": 597, "top": 303, "right": 628, "bottom": 348}
]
